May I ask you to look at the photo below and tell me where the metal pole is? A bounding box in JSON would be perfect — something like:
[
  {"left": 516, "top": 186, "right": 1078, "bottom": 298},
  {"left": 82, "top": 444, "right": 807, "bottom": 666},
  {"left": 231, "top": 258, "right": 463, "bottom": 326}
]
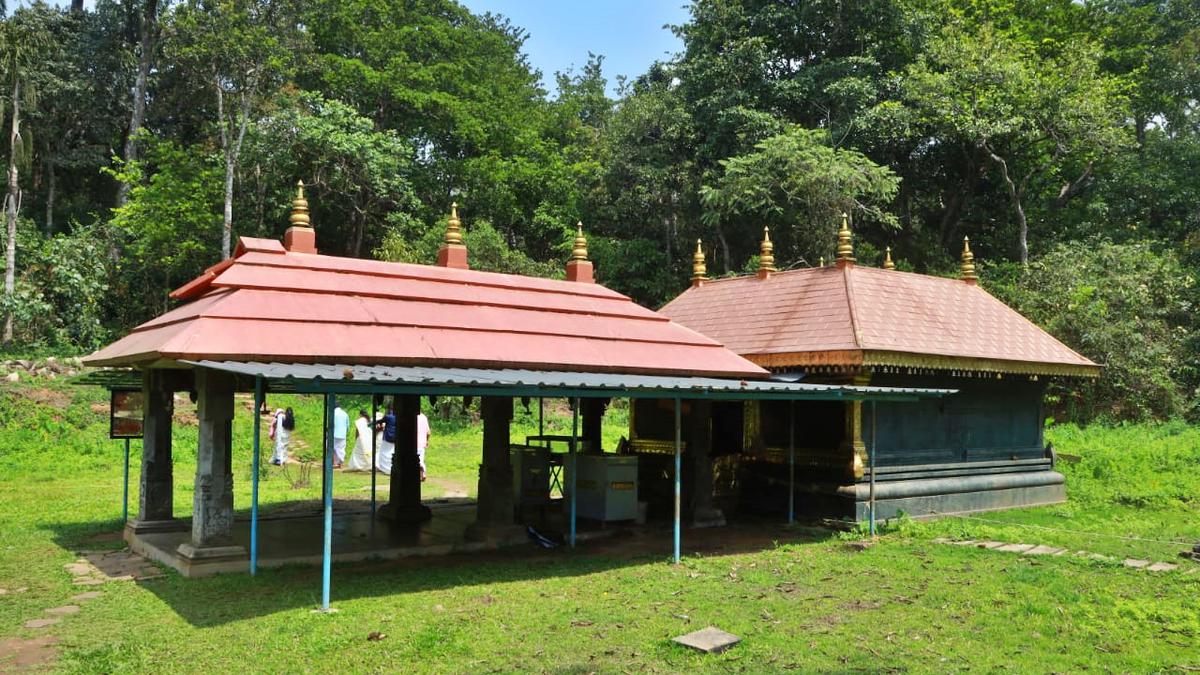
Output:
[
  {"left": 321, "top": 393, "right": 335, "bottom": 611},
  {"left": 673, "top": 397, "right": 682, "bottom": 564},
  {"left": 788, "top": 401, "right": 795, "bottom": 525},
  {"left": 538, "top": 398, "right": 544, "bottom": 438},
  {"left": 251, "top": 377, "right": 262, "bottom": 575},
  {"left": 869, "top": 400, "right": 877, "bottom": 537},
  {"left": 122, "top": 438, "right": 130, "bottom": 523},
  {"left": 569, "top": 397, "right": 578, "bottom": 548},
  {"left": 370, "top": 396, "right": 377, "bottom": 519}
]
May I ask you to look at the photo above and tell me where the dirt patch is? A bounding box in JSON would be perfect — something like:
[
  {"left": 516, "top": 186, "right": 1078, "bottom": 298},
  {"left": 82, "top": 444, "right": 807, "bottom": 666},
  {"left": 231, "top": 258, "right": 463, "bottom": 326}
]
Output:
[
  {"left": 66, "top": 550, "right": 164, "bottom": 583},
  {"left": 426, "top": 476, "right": 470, "bottom": 499},
  {"left": 0, "top": 635, "right": 59, "bottom": 670},
  {"left": 19, "top": 387, "right": 71, "bottom": 409},
  {"left": 839, "top": 599, "right": 884, "bottom": 611}
]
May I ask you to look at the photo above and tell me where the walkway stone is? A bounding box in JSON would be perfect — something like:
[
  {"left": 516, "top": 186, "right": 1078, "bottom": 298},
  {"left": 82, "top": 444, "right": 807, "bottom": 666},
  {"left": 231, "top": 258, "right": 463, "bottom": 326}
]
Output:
[
  {"left": 69, "top": 592, "right": 102, "bottom": 602},
  {"left": 996, "top": 543, "right": 1035, "bottom": 553},
  {"left": 1146, "top": 562, "right": 1178, "bottom": 572},
  {"left": 1123, "top": 559, "right": 1150, "bottom": 569},
  {"left": 975, "top": 541, "right": 1006, "bottom": 549},
  {"left": 1024, "top": 545, "right": 1067, "bottom": 556},
  {"left": 44, "top": 605, "right": 80, "bottom": 616},
  {"left": 22, "top": 618, "right": 59, "bottom": 629}
]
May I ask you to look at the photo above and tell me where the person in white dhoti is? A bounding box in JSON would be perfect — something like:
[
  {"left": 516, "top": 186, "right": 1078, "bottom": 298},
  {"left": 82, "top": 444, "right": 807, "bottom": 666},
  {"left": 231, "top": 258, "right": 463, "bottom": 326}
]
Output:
[
  {"left": 375, "top": 405, "right": 396, "bottom": 475},
  {"left": 416, "top": 411, "right": 431, "bottom": 481},
  {"left": 346, "top": 410, "right": 374, "bottom": 471},
  {"left": 269, "top": 408, "right": 293, "bottom": 465},
  {"left": 331, "top": 405, "right": 349, "bottom": 469}
]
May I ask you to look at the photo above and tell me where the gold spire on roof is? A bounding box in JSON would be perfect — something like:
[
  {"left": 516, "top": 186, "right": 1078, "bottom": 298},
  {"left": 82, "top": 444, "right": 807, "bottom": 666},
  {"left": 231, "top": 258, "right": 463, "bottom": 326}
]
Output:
[
  {"left": 571, "top": 222, "right": 588, "bottom": 261},
  {"left": 692, "top": 239, "right": 707, "bottom": 284},
  {"left": 835, "top": 212, "right": 854, "bottom": 265},
  {"left": 883, "top": 246, "right": 895, "bottom": 270},
  {"left": 289, "top": 180, "right": 310, "bottom": 228},
  {"left": 758, "top": 226, "right": 776, "bottom": 275},
  {"left": 444, "top": 202, "right": 464, "bottom": 246},
  {"left": 960, "top": 236, "right": 978, "bottom": 284}
]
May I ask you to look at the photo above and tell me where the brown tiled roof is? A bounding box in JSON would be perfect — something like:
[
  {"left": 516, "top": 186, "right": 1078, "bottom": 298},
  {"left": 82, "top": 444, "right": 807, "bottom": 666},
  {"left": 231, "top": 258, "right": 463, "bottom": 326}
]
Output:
[{"left": 660, "top": 264, "right": 1100, "bottom": 377}]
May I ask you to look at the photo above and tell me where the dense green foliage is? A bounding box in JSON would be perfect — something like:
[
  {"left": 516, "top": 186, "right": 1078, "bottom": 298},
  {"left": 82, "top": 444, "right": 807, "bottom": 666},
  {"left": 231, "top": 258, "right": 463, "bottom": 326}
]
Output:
[{"left": 0, "top": 0, "right": 1195, "bottom": 419}]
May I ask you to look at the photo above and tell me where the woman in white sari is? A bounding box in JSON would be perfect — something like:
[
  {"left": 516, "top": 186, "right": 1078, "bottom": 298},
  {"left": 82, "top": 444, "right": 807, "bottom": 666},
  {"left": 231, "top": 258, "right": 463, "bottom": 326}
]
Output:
[
  {"left": 269, "top": 408, "right": 293, "bottom": 465},
  {"left": 346, "top": 410, "right": 374, "bottom": 471}
]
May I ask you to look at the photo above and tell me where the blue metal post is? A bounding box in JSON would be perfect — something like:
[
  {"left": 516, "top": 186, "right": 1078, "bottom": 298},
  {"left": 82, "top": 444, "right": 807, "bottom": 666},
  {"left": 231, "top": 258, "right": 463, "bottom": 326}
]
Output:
[
  {"left": 321, "top": 393, "right": 335, "bottom": 610},
  {"left": 673, "top": 398, "right": 682, "bottom": 564},
  {"left": 869, "top": 400, "right": 877, "bottom": 537},
  {"left": 569, "top": 397, "right": 578, "bottom": 547},
  {"left": 250, "top": 377, "right": 262, "bottom": 575},
  {"left": 788, "top": 401, "right": 795, "bottom": 525},
  {"left": 122, "top": 438, "right": 130, "bottom": 523}
]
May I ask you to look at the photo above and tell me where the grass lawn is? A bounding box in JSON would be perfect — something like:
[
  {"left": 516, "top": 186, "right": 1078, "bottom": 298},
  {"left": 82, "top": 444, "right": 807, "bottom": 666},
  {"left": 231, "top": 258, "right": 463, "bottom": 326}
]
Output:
[{"left": 1, "top": 375, "right": 1198, "bottom": 672}]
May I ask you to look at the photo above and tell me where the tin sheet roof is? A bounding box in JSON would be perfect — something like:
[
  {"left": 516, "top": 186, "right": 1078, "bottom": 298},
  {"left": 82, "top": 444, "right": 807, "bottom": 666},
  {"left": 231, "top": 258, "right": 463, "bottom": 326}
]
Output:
[
  {"left": 660, "top": 265, "right": 1100, "bottom": 377},
  {"left": 84, "top": 237, "right": 766, "bottom": 378},
  {"left": 184, "top": 360, "right": 956, "bottom": 401}
]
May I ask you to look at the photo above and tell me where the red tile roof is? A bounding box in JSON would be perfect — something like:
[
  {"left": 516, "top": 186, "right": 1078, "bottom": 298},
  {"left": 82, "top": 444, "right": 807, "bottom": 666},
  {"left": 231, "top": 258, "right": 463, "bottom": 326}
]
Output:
[
  {"left": 84, "top": 237, "right": 768, "bottom": 378},
  {"left": 660, "top": 265, "right": 1099, "bottom": 377}
]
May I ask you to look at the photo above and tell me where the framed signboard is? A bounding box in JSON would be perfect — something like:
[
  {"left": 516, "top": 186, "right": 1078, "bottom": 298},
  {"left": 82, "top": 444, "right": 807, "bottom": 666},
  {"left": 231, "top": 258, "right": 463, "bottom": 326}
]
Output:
[{"left": 110, "top": 389, "right": 144, "bottom": 439}]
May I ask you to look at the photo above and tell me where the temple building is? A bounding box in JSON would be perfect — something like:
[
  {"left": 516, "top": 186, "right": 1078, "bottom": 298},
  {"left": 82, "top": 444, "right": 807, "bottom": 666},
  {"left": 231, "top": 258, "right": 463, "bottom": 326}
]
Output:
[
  {"left": 634, "top": 216, "right": 1100, "bottom": 521},
  {"left": 82, "top": 183, "right": 948, "bottom": 585}
]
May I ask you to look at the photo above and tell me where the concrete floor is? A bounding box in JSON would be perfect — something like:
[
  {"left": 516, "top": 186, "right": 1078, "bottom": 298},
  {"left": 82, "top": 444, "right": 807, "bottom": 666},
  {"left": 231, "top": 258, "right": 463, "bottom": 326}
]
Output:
[{"left": 128, "top": 501, "right": 543, "bottom": 577}]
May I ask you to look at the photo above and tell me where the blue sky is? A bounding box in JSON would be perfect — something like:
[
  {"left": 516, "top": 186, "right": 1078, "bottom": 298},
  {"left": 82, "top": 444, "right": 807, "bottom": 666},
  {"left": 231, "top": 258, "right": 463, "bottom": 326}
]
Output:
[{"left": 460, "top": 0, "right": 690, "bottom": 95}]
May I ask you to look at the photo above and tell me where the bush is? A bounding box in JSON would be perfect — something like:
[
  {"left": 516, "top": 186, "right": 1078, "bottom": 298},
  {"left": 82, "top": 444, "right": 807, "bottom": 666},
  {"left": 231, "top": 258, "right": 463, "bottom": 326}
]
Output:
[{"left": 987, "top": 241, "right": 1195, "bottom": 421}]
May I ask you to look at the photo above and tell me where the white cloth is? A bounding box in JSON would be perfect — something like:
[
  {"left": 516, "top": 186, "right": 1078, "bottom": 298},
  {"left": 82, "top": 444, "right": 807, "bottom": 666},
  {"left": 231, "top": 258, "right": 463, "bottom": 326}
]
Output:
[
  {"left": 271, "top": 412, "right": 290, "bottom": 464},
  {"left": 347, "top": 416, "right": 374, "bottom": 471},
  {"left": 417, "top": 413, "right": 430, "bottom": 472},
  {"left": 333, "top": 438, "right": 347, "bottom": 465},
  {"left": 375, "top": 413, "right": 394, "bottom": 475}
]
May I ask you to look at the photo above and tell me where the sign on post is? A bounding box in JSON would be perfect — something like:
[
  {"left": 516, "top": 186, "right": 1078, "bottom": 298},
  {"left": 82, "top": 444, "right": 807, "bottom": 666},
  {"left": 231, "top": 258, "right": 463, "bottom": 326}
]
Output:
[{"left": 110, "top": 390, "right": 144, "bottom": 439}]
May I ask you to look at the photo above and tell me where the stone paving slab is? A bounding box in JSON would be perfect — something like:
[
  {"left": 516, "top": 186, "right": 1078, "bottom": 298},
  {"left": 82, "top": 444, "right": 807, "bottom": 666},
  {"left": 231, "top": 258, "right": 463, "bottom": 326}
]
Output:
[
  {"left": 1123, "top": 558, "right": 1151, "bottom": 569},
  {"left": 22, "top": 618, "right": 59, "bottom": 629},
  {"left": 996, "top": 543, "right": 1036, "bottom": 553},
  {"left": 673, "top": 626, "right": 741, "bottom": 654},
  {"left": 69, "top": 592, "right": 101, "bottom": 602},
  {"left": 44, "top": 605, "right": 79, "bottom": 616},
  {"left": 975, "top": 541, "right": 1006, "bottom": 549},
  {"left": 1146, "top": 562, "right": 1178, "bottom": 572},
  {"left": 936, "top": 538, "right": 1187, "bottom": 572},
  {"left": 1024, "top": 545, "right": 1067, "bottom": 556}
]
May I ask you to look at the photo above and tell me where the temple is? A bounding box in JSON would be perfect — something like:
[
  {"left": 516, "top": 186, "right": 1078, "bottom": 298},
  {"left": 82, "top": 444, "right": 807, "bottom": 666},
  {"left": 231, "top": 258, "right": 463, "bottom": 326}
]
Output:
[
  {"left": 82, "top": 183, "right": 949, "bottom": 590},
  {"left": 637, "top": 215, "right": 1100, "bottom": 521}
]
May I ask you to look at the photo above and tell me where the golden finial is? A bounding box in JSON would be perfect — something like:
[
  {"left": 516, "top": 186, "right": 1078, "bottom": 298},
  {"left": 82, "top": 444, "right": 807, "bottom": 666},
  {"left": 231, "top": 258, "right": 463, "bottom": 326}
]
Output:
[
  {"left": 571, "top": 222, "right": 588, "bottom": 261},
  {"left": 289, "top": 180, "right": 310, "bottom": 228},
  {"left": 960, "top": 236, "right": 978, "bottom": 283},
  {"left": 835, "top": 212, "right": 854, "bottom": 265},
  {"left": 444, "top": 202, "right": 463, "bottom": 246},
  {"left": 883, "top": 246, "right": 895, "bottom": 270},
  {"left": 692, "top": 239, "right": 707, "bottom": 283},
  {"left": 759, "top": 226, "right": 776, "bottom": 274}
]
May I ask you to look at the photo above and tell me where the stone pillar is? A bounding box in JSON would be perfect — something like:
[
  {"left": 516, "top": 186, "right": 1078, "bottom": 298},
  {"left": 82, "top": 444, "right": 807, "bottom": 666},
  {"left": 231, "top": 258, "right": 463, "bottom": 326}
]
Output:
[
  {"left": 379, "top": 394, "right": 431, "bottom": 523},
  {"left": 177, "top": 368, "right": 244, "bottom": 562},
  {"left": 581, "top": 398, "right": 606, "bottom": 453},
  {"left": 467, "top": 396, "right": 521, "bottom": 541},
  {"left": 127, "top": 369, "right": 186, "bottom": 535},
  {"left": 687, "top": 399, "right": 725, "bottom": 527}
]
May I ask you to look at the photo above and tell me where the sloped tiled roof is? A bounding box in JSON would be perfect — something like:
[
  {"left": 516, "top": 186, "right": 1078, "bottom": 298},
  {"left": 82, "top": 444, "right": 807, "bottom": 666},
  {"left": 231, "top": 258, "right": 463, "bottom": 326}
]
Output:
[
  {"left": 84, "top": 237, "right": 768, "bottom": 378},
  {"left": 660, "top": 264, "right": 1099, "bottom": 377}
]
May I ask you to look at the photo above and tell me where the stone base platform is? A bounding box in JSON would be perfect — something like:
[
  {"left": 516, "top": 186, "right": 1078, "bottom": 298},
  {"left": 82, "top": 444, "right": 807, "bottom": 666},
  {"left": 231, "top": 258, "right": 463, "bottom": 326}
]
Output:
[{"left": 126, "top": 501, "right": 533, "bottom": 577}]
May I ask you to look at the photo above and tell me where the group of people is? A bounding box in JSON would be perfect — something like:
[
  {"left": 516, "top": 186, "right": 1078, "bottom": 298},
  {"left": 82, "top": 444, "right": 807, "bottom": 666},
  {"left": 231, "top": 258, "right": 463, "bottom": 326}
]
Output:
[{"left": 268, "top": 404, "right": 431, "bottom": 479}]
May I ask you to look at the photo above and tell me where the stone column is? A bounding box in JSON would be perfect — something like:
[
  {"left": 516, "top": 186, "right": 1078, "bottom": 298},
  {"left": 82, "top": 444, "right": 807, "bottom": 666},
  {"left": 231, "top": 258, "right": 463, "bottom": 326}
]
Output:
[
  {"left": 177, "top": 368, "right": 244, "bottom": 562},
  {"left": 127, "top": 369, "right": 185, "bottom": 535},
  {"left": 581, "top": 398, "right": 606, "bottom": 453},
  {"left": 379, "top": 394, "right": 431, "bottom": 523},
  {"left": 466, "top": 396, "right": 521, "bottom": 541},
  {"left": 687, "top": 399, "right": 725, "bottom": 527}
]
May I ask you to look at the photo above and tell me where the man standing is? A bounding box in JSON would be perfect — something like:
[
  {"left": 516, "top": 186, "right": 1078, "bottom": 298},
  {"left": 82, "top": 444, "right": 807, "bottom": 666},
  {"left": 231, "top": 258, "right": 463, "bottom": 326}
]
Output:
[
  {"left": 416, "top": 407, "right": 431, "bottom": 481},
  {"left": 332, "top": 405, "right": 350, "bottom": 469}
]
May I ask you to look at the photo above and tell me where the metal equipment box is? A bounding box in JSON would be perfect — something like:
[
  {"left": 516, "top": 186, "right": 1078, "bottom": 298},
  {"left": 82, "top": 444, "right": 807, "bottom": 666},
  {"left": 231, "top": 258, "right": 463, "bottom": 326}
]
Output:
[
  {"left": 510, "top": 445, "right": 552, "bottom": 505},
  {"left": 564, "top": 454, "right": 639, "bottom": 521}
]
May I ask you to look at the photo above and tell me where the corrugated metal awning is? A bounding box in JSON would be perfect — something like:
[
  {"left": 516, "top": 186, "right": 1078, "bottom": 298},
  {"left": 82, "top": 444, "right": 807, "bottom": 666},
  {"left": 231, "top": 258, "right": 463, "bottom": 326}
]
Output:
[{"left": 182, "top": 361, "right": 956, "bottom": 401}]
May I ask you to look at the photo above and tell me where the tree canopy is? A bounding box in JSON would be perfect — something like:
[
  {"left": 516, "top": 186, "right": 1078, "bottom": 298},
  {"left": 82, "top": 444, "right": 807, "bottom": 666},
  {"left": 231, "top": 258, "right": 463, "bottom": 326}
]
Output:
[{"left": 0, "top": 0, "right": 1195, "bottom": 421}]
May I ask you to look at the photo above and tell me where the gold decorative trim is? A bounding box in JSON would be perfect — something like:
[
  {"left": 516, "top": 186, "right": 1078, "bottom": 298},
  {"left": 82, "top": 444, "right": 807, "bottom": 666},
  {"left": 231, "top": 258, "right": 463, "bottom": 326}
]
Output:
[{"left": 747, "top": 349, "right": 1099, "bottom": 378}]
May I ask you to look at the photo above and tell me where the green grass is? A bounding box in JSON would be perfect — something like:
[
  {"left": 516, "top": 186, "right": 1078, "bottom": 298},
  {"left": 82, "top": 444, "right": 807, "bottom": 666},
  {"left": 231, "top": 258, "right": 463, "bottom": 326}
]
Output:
[{"left": 1, "top": 376, "right": 1198, "bottom": 672}]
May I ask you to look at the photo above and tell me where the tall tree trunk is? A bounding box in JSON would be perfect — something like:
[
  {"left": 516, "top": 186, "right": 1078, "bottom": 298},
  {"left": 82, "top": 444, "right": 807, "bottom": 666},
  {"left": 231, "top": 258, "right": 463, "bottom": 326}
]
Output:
[
  {"left": 218, "top": 89, "right": 252, "bottom": 260},
  {"left": 984, "top": 145, "right": 1029, "bottom": 265},
  {"left": 117, "top": 0, "right": 158, "bottom": 208},
  {"left": 715, "top": 222, "right": 731, "bottom": 275},
  {"left": 44, "top": 158, "right": 54, "bottom": 234},
  {"left": 4, "top": 78, "right": 21, "bottom": 345}
]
